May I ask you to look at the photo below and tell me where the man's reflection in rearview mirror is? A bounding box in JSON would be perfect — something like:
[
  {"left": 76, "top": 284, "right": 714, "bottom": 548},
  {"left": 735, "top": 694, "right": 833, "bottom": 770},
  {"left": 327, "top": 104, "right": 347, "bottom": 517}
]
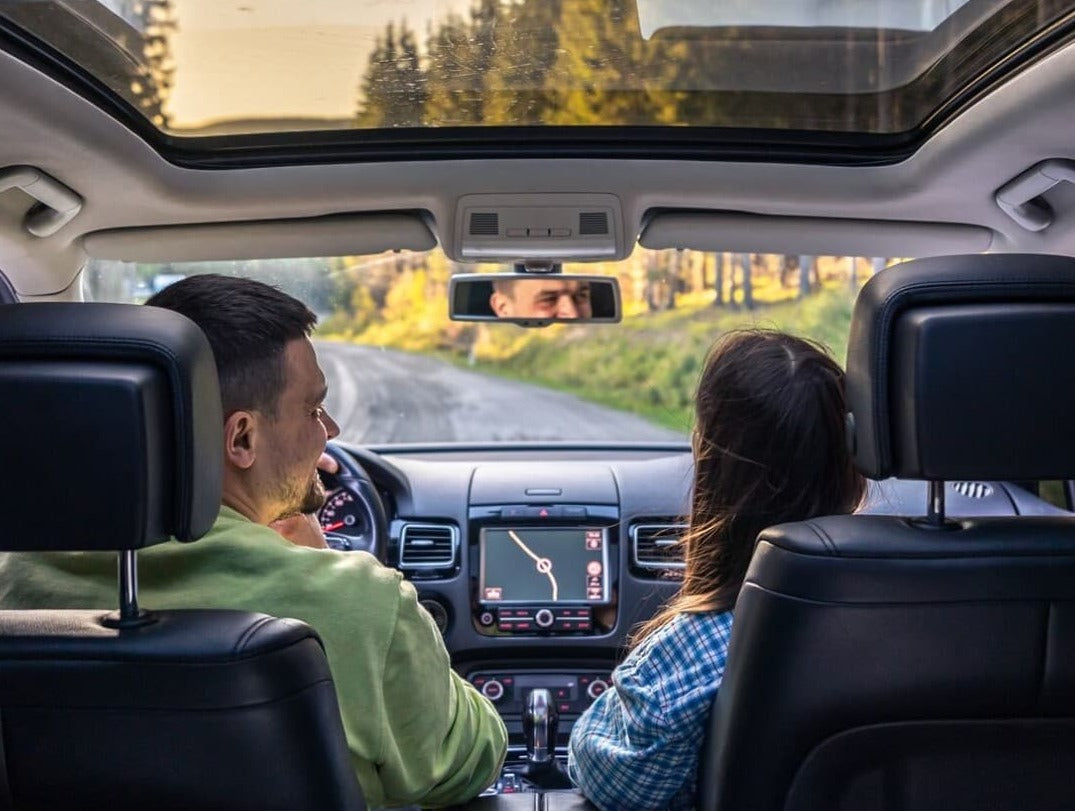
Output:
[{"left": 489, "top": 278, "right": 593, "bottom": 320}]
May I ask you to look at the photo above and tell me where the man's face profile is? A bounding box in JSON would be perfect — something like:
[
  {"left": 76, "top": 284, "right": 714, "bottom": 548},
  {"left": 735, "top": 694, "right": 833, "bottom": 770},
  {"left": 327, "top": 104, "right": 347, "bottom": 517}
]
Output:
[
  {"left": 489, "top": 278, "right": 593, "bottom": 320},
  {"left": 258, "top": 338, "right": 339, "bottom": 521}
]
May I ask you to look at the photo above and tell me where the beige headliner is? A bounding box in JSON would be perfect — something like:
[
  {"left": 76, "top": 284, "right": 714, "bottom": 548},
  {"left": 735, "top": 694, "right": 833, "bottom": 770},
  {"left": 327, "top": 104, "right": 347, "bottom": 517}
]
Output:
[{"left": 1, "top": 38, "right": 1075, "bottom": 297}]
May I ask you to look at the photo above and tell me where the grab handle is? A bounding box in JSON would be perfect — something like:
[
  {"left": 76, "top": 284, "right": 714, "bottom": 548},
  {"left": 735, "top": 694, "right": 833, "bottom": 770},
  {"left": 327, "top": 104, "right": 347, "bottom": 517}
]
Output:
[
  {"left": 994, "top": 159, "right": 1075, "bottom": 232},
  {"left": 0, "top": 166, "right": 83, "bottom": 237}
]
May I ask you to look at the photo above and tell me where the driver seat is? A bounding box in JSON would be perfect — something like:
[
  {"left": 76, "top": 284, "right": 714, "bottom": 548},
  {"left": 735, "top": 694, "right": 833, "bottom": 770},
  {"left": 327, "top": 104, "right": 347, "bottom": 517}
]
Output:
[{"left": 0, "top": 302, "right": 365, "bottom": 811}]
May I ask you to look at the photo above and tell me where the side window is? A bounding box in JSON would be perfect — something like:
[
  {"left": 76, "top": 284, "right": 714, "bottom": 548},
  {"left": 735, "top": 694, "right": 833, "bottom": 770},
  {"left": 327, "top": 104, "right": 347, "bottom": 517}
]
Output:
[{"left": 1037, "top": 480, "right": 1072, "bottom": 511}]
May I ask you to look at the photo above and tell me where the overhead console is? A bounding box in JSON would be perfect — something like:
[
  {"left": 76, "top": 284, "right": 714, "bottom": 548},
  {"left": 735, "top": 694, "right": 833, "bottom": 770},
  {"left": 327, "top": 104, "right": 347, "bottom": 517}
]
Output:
[{"left": 468, "top": 464, "right": 619, "bottom": 638}]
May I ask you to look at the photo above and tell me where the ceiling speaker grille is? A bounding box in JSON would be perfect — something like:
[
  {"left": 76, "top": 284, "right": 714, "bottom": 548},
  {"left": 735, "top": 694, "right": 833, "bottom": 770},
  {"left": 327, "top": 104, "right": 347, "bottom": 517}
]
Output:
[
  {"left": 469, "top": 212, "right": 499, "bottom": 236},
  {"left": 579, "top": 211, "right": 609, "bottom": 235}
]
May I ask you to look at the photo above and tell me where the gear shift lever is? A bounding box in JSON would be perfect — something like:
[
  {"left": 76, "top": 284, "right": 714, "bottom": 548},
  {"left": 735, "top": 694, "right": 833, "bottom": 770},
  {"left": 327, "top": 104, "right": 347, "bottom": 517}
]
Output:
[
  {"left": 520, "top": 688, "right": 573, "bottom": 789},
  {"left": 523, "top": 688, "right": 557, "bottom": 764}
]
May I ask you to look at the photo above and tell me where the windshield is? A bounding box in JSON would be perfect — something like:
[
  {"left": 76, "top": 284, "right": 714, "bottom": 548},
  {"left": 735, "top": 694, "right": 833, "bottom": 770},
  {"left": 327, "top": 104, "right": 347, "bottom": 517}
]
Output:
[
  {"left": 2, "top": 0, "right": 1070, "bottom": 136},
  {"left": 85, "top": 250, "right": 891, "bottom": 445}
]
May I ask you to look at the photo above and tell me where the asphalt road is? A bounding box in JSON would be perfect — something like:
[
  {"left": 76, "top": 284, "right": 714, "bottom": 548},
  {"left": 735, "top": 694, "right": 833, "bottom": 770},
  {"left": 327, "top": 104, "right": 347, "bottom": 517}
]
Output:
[{"left": 315, "top": 340, "right": 685, "bottom": 444}]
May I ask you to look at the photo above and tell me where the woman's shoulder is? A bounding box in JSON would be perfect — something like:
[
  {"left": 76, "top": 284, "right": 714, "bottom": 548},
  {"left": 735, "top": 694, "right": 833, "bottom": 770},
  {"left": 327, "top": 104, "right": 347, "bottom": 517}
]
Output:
[
  {"left": 642, "top": 610, "right": 733, "bottom": 656},
  {"left": 619, "top": 610, "right": 733, "bottom": 683},
  {"left": 615, "top": 610, "right": 734, "bottom": 721}
]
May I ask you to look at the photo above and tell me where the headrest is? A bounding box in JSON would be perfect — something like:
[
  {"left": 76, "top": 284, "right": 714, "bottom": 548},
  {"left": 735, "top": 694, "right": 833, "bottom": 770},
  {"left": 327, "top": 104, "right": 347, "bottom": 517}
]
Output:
[
  {"left": 846, "top": 254, "right": 1075, "bottom": 481},
  {"left": 0, "top": 303, "right": 223, "bottom": 551}
]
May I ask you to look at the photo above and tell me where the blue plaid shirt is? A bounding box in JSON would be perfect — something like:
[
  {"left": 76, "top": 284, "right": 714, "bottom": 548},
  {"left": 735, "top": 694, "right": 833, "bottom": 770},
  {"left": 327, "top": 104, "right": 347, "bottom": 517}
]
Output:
[{"left": 567, "top": 611, "right": 734, "bottom": 811}]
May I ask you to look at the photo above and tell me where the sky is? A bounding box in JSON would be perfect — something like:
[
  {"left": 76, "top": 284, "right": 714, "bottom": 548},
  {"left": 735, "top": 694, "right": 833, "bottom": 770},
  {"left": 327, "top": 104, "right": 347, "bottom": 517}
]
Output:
[{"left": 143, "top": 0, "right": 471, "bottom": 129}]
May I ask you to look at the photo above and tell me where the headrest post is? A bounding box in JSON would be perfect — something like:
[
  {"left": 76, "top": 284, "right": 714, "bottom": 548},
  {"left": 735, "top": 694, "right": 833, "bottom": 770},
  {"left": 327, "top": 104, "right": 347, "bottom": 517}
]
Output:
[
  {"left": 119, "top": 550, "right": 138, "bottom": 620},
  {"left": 927, "top": 481, "right": 946, "bottom": 528},
  {"left": 108, "top": 550, "right": 153, "bottom": 628}
]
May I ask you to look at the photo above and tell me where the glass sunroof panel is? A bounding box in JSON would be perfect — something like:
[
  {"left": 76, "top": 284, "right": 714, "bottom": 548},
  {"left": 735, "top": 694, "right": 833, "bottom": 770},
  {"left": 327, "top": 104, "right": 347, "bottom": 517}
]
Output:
[{"left": 0, "top": 0, "right": 1071, "bottom": 137}]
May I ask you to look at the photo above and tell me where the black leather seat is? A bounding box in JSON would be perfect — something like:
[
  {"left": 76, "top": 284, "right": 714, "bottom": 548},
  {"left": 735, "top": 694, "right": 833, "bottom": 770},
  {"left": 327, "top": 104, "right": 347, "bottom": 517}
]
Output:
[
  {"left": 699, "top": 254, "right": 1075, "bottom": 811},
  {"left": 0, "top": 303, "right": 365, "bottom": 811}
]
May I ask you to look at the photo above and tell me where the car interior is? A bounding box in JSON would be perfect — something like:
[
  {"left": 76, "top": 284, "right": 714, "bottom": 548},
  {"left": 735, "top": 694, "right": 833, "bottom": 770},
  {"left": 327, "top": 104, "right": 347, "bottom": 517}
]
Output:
[{"left": 1, "top": 0, "right": 1075, "bottom": 809}]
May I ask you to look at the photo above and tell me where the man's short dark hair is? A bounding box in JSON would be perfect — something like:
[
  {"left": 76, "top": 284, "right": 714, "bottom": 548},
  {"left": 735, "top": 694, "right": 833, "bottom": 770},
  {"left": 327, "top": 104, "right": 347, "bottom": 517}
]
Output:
[
  {"left": 146, "top": 274, "right": 317, "bottom": 416},
  {"left": 491, "top": 278, "right": 517, "bottom": 297}
]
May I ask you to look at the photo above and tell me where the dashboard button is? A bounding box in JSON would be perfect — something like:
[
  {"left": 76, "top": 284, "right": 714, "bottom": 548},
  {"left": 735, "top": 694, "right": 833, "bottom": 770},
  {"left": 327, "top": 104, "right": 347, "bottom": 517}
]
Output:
[
  {"left": 482, "top": 680, "right": 505, "bottom": 701},
  {"left": 535, "top": 609, "right": 555, "bottom": 628},
  {"left": 587, "top": 679, "right": 609, "bottom": 700},
  {"left": 479, "top": 611, "right": 495, "bottom": 626}
]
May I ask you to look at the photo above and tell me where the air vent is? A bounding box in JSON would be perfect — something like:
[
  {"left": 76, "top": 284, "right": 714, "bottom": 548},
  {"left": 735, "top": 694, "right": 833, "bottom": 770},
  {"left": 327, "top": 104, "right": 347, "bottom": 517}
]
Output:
[
  {"left": 469, "top": 212, "right": 499, "bottom": 236},
  {"left": 631, "top": 523, "right": 687, "bottom": 571},
  {"left": 399, "top": 523, "right": 458, "bottom": 569},
  {"left": 579, "top": 211, "right": 609, "bottom": 235},
  {"left": 952, "top": 481, "right": 994, "bottom": 499}
]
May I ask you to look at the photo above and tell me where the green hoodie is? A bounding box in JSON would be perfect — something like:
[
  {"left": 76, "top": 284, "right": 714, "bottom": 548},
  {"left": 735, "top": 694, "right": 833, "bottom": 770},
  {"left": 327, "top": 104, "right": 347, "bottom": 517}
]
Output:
[{"left": 0, "top": 506, "right": 506, "bottom": 809}]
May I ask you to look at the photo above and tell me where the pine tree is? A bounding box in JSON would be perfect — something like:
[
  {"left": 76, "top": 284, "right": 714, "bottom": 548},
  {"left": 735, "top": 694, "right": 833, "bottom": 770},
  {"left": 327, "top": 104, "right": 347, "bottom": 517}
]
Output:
[
  {"left": 484, "top": 0, "right": 563, "bottom": 125},
  {"left": 357, "top": 20, "right": 427, "bottom": 128},
  {"left": 544, "top": 0, "right": 681, "bottom": 125},
  {"left": 424, "top": 0, "right": 500, "bottom": 126}
]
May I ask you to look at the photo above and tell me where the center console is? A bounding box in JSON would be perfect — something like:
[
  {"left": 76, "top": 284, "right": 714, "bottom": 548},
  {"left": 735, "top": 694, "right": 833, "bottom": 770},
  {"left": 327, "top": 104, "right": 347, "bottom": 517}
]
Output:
[
  {"left": 459, "top": 465, "right": 625, "bottom": 799},
  {"left": 463, "top": 504, "right": 619, "bottom": 796}
]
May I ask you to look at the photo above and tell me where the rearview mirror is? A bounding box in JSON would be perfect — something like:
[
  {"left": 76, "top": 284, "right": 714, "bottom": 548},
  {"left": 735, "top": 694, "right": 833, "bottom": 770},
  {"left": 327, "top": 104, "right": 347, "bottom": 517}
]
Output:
[{"left": 449, "top": 273, "right": 622, "bottom": 326}]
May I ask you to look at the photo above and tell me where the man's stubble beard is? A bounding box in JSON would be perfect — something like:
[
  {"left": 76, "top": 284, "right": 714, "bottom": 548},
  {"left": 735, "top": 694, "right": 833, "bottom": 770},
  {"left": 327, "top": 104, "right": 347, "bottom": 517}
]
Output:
[
  {"left": 300, "top": 470, "right": 327, "bottom": 514},
  {"left": 273, "top": 469, "right": 327, "bottom": 521}
]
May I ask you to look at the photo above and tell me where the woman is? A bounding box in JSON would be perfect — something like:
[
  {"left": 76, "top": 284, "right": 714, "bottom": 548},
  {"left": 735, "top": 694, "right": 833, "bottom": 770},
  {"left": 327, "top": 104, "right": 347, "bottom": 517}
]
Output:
[{"left": 567, "top": 330, "right": 866, "bottom": 811}]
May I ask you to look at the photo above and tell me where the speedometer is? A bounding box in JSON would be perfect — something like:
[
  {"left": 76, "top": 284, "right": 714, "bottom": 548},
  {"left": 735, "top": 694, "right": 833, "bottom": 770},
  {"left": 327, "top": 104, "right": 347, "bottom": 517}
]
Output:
[{"left": 319, "top": 488, "right": 363, "bottom": 533}]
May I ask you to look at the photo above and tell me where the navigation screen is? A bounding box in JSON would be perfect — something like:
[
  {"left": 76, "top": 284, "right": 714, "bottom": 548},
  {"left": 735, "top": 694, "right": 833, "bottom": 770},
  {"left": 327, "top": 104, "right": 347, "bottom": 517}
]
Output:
[{"left": 479, "top": 527, "right": 609, "bottom": 604}]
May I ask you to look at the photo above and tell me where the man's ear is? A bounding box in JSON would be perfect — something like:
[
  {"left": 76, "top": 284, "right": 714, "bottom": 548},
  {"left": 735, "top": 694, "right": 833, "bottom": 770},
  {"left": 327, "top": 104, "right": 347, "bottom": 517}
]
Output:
[
  {"left": 490, "top": 292, "right": 510, "bottom": 317},
  {"left": 223, "top": 410, "right": 258, "bottom": 470}
]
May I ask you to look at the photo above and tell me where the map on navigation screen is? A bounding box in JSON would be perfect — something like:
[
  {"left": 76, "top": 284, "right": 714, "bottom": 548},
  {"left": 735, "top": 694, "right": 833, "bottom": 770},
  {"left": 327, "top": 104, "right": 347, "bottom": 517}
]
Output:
[{"left": 480, "top": 527, "right": 608, "bottom": 603}]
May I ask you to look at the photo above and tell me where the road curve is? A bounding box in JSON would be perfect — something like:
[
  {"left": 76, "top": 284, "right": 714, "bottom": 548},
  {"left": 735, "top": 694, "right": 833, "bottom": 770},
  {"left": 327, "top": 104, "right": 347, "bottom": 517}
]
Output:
[{"left": 315, "top": 340, "right": 685, "bottom": 444}]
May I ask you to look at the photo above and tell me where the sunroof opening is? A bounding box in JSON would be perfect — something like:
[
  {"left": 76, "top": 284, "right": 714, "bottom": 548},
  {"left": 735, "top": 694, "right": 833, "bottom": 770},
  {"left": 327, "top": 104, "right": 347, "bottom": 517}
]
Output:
[
  {"left": 636, "top": 0, "right": 979, "bottom": 38},
  {"left": 0, "top": 0, "right": 1071, "bottom": 139}
]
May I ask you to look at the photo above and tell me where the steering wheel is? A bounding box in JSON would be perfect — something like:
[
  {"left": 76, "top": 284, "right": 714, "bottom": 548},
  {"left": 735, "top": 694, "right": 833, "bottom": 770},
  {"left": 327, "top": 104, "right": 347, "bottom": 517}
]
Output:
[{"left": 318, "top": 441, "right": 389, "bottom": 564}]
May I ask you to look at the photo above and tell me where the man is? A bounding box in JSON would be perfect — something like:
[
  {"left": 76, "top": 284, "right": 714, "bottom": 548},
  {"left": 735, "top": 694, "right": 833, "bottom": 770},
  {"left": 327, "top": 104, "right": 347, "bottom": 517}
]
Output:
[
  {"left": 0, "top": 275, "right": 506, "bottom": 809},
  {"left": 489, "top": 277, "right": 593, "bottom": 319}
]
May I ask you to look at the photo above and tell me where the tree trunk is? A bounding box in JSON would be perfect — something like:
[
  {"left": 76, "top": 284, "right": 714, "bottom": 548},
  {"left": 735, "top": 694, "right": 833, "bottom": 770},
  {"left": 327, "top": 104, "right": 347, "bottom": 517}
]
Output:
[
  {"left": 799, "top": 255, "right": 814, "bottom": 298},
  {"left": 714, "top": 253, "right": 724, "bottom": 306},
  {"left": 740, "top": 253, "right": 754, "bottom": 310},
  {"left": 667, "top": 251, "right": 680, "bottom": 310}
]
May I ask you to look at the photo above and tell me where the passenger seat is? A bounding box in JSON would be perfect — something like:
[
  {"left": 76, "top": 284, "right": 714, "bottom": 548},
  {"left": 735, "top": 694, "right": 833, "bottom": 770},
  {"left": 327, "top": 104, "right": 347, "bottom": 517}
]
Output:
[{"left": 698, "top": 254, "right": 1075, "bottom": 811}]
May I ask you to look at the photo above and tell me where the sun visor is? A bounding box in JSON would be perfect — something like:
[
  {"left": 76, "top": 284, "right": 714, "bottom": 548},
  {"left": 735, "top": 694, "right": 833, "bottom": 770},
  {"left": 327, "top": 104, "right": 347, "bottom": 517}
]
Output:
[
  {"left": 639, "top": 211, "right": 994, "bottom": 258},
  {"left": 82, "top": 212, "right": 436, "bottom": 262}
]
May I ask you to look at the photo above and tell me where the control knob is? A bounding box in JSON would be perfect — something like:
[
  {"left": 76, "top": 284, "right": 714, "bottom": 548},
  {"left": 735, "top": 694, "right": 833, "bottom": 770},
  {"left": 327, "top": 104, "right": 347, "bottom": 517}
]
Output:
[
  {"left": 587, "top": 679, "right": 609, "bottom": 701},
  {"left": 535, "top": 609, "right": 555, "bottom": 629},
  {"left": 482, "top": 679, "right": 505, "bottom": 702}
]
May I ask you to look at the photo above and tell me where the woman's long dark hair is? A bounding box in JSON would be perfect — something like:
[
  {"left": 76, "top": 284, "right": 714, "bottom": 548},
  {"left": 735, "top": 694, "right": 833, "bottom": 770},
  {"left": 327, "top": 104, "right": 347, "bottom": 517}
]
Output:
[{"left": 632, "top": 330, "right": 866, "bottom": 647}]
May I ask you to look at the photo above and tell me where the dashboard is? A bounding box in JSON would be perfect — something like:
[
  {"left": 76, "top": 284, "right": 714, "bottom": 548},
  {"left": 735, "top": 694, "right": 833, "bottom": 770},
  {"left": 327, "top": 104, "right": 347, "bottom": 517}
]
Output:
[{"left": 315, "top": 441, "right": 1070, "bottom": 795}]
